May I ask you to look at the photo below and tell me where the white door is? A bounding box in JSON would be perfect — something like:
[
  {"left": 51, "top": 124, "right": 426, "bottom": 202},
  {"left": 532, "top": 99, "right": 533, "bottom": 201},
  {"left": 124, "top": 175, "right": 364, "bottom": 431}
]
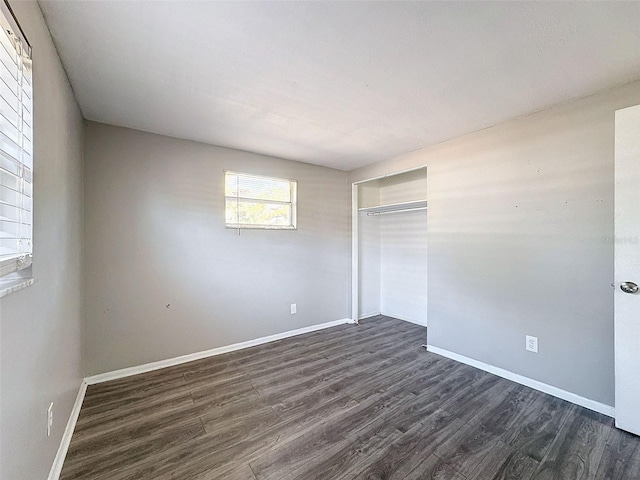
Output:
[{"left": 614, "top": 104, "right": 640, "bottom": 435}]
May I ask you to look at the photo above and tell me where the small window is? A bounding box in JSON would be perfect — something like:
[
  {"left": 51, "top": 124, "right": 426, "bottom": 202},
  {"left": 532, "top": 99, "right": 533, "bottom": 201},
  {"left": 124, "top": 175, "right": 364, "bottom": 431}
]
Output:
[
  {"left": 225, "top": 171, "right": 297, "bottom": 229},
  {"left": 0, "top": 1, "right": 33, "bottom": 278}
]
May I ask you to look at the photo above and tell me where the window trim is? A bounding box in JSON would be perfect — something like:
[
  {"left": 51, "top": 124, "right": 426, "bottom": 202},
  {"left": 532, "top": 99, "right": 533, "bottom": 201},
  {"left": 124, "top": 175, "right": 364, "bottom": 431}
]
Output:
[
  {"left": 224, "top": 170, "right": 298, "bottom": 230},
  {"left": 0, "top": 1, "right": 30, "bottom": 52}
]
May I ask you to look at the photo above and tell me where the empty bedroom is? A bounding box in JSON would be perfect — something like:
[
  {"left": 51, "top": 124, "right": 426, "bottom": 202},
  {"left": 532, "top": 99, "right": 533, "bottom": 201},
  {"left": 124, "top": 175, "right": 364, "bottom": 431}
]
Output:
[{"left": 1, "top": 1, "right": 640, "bottom": 479}]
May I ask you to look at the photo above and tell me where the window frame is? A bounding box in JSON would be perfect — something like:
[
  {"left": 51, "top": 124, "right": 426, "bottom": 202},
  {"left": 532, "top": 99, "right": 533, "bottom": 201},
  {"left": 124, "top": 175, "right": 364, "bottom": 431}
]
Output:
[{"left": 224, "top": 170, "right": 298, "bottom": 230}]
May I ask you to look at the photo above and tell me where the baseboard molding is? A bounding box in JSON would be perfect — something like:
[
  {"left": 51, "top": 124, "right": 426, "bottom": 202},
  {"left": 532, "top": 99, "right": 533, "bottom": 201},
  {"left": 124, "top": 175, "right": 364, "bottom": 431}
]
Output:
[
  {"left": 359, "top": 311, "right": 381, "bottom": 320},
  {"left": 427, "top": 345, "right": 615, "bottom": 418},
  {"left": 381, "top": 311, "right": 427, "bottom": 327},
  {"left": 48, "top": 381, "right": 87, "bottom": 480},
  {"left": 85, "top": 318, "right": 355, "bottom": 385}
]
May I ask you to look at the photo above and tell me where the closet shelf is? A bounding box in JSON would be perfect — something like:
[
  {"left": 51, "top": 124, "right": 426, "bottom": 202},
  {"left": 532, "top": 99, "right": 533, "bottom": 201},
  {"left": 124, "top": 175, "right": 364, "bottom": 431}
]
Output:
[{"left": 358, "top": 199, "right": 427, "bottom": 215}]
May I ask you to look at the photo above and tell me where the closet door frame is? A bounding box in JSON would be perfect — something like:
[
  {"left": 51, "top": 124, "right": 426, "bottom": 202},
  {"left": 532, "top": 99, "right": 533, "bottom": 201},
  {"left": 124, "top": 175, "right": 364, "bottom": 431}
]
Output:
[{"left": 351, "top": 164, "right": 428, "bottom": 324}]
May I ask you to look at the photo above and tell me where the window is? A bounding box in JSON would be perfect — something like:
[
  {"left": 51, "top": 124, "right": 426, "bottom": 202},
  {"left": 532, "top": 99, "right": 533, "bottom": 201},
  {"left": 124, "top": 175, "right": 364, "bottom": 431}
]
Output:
[
  {"left": 225, "top": 171, "right": 297, "bottom": 229},
  {"left": 0, "top": 1, "right": 32, "bottom": 278}
]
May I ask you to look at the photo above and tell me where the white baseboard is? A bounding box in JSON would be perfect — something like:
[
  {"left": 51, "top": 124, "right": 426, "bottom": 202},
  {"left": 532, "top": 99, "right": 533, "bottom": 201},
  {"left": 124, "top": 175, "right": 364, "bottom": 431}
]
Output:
[
  {"left": 381, "top": 311, "right": 427, "bottom": 327},
  {"left": 85, "top": 318, "right": 355, "bottom": 385},
  {"left": 426, "top": 345, "right": 615, "bottom": 418},
  {"left": 48, "top": 381, "right": 87, "bottom": 480},
  {"left": 359, "top": 311, "right": 381, "bottom": 320}
]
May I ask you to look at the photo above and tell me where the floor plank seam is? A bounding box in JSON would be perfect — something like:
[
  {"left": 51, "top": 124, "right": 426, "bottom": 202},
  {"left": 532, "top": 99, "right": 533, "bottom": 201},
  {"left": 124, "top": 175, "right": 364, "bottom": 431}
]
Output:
[
  {"left": 431, "top": 451, "right": 469, "bottom": 479},
  {"left": 247, "top": 462, "right": 259, "bottom": 480},
  {"left": 197, "top": 415, "right": 207, "bottom": 434},
  {"left": 267, "top": 404, "right": 284, "bottom": 423}
]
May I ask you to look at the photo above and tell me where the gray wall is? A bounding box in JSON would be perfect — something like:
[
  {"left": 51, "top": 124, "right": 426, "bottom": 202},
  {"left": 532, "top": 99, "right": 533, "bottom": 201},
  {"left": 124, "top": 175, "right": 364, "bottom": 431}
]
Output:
[
  {"left": 351, "top": 80, "right": 640, "bottom": 407},
  {"left": 83, "top": 122, "right": 350, "bottom": 375},
  {"left": 0, "top": 1, "right": 84, "bottom": 479}
]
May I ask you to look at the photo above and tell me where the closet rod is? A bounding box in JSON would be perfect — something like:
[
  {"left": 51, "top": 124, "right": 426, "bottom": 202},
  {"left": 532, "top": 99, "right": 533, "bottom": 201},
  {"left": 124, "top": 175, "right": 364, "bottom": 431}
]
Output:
[{"left": 366, "top": 206, "right": 427, "bottom": 216}]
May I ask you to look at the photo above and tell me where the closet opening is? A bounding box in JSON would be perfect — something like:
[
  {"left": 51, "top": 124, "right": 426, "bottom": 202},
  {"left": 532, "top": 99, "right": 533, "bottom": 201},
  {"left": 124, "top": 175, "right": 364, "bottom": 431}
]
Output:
[{"left": 352, "top": 166, "right": 428, "bottom": 340}]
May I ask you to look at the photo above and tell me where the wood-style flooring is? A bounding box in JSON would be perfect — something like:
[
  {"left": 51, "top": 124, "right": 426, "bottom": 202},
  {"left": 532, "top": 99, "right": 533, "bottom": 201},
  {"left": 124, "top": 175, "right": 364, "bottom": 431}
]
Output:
[{"left": 61, "top": 316, "right": 640, "bottom": 479}]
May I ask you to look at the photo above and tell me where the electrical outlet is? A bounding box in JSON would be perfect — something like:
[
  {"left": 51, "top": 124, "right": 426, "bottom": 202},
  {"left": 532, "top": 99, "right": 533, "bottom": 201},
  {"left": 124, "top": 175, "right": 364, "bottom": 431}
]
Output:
[
  {"left": 47, "top": 402, "right": 54, "bottom": 437},
  {"left": 526, "top": 335, "right": 538, "bottom": 353},
  {"left": 290, "top": 303, "right": 297, "bottom": 315}
]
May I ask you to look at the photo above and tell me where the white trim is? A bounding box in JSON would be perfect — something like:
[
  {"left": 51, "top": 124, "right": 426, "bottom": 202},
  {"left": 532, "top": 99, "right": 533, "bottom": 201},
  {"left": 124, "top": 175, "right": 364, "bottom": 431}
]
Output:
[
  {"left": 351, "top": 183, "right": 359, "bottom": 324},
  {"left": 381, "top": 312, "right": 427, "bottom": 327},
  {"left": 85, "top": 318, "right": 355, "bottom": 385},
  {"left": 48, "top": 381, "right": 87, "bottom": 480},
  {"left": 427, "top": 345, "right": 615, "bottom": 418},
  {"left": 358, "top": 199, "right": 427, "bottom": 214},
  {"left": 359, "top": 311, "right": 381, "bottom": 320}
]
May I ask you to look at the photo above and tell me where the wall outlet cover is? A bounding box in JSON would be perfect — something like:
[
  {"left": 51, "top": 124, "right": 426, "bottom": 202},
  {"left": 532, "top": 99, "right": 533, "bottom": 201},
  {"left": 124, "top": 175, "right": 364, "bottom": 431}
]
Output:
[
  {"left": 290, "top": 303, "right": 297, "bottom": 315},
  {"left": 526, "top": 335, "right": 538, "bottom": 353}
]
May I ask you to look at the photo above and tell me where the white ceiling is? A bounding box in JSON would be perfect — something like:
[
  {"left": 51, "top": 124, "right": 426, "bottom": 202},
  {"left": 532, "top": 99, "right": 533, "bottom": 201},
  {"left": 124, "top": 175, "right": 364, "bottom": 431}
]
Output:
[{"left": 38, "top": 1, "right": 640, "bottom": 171}]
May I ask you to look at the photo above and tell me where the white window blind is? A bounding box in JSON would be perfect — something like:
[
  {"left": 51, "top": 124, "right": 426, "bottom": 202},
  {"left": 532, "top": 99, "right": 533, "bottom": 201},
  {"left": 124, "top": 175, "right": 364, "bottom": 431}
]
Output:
[
  {"left": 0, "top": 1, "right": 32, "bottom": 277},
  {"left": 225, "top": 171, "right": 297, "bottom": 229}
]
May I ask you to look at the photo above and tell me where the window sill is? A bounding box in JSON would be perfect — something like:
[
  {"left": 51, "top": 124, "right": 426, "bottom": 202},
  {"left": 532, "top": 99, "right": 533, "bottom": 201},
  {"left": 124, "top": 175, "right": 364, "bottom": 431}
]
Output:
[
  {"left": 0, "top": 276, "right": 37, "bottom": 299},
  {"left": 225, "top": 225, "right": 297, "bottom": 230}
]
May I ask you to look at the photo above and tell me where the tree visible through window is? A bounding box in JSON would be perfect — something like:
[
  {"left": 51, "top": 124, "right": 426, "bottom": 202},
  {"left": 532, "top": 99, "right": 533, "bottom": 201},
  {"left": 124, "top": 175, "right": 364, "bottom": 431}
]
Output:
[{"left": 225, "top": 171, "right": 297, "bottom": 229}]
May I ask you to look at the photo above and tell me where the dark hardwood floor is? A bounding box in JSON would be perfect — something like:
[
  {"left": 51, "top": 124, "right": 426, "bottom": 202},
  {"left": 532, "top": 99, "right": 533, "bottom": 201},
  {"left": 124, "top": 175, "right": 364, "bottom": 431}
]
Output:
[{"left": 60, "top": 316, "right": 640, "bottom": 480}]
